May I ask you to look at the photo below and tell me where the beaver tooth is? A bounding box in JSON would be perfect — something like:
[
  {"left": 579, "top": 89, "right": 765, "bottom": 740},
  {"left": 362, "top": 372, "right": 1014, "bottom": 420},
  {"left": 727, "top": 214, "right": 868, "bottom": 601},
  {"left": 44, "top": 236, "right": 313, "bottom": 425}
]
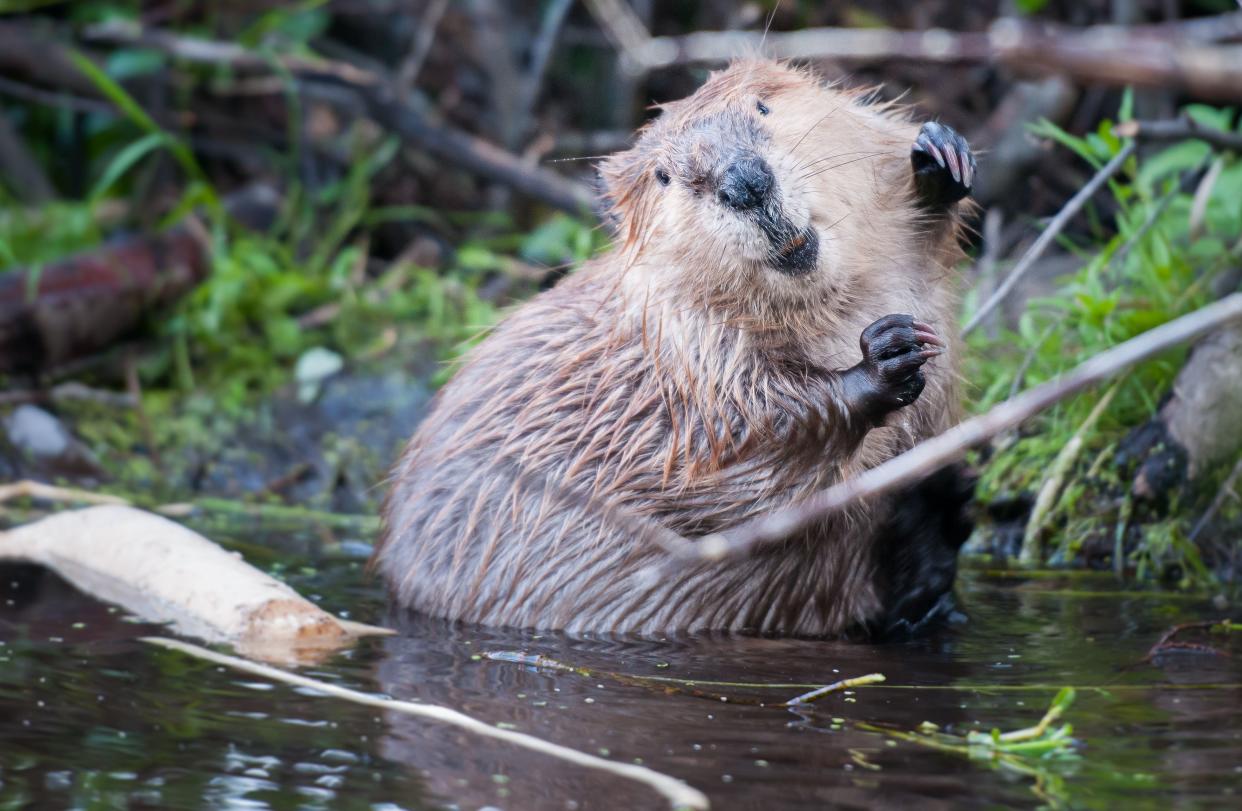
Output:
[{"left": 779, "top": 234, "right": 806, "bottom": 256}]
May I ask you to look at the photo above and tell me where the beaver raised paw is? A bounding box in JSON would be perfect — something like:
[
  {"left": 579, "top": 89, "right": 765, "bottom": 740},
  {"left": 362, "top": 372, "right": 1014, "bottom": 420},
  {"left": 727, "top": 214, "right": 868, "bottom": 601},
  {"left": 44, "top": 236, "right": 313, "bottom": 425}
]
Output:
[
  {"left": 842, "top": 313, "right": 944, "bottom": 424},
  {"left": 911, "top": 121, "right": 975, "bottom": 208}
]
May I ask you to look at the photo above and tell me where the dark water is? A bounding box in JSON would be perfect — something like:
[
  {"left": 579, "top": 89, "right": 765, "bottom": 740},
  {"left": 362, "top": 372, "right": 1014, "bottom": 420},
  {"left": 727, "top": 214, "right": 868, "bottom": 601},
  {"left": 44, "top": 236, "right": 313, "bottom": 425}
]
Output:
[{"left": 1, "top": 561, "right": 1238, "bottom": 810}]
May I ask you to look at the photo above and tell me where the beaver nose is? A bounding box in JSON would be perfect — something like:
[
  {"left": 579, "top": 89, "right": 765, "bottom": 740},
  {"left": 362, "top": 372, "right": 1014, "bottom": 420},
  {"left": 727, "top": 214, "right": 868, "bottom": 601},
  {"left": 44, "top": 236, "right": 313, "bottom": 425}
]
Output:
[{"left": 717, "top": 156, "right": 774, "bottom": 210}]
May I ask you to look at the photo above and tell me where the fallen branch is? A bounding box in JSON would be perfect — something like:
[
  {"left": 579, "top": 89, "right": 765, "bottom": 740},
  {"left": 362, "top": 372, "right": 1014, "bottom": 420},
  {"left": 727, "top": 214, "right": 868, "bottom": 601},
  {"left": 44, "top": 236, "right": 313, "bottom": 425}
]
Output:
[
  {"left": 83, "top": 20, "right": 379, "bottom": 86},
  {"left": 145, "top": 637, "right": 709, "bottom": 811},
  {"left": 394, "top": 0, "right": 449, "bottom": 95},
  {"left": 664, "top": 293, "right": 1242, "bottom": 565},
  {"left": 962, "top": 142, "right": 1136, "bottom": 337},
  {"left": 360, "top": 87, "right": 596, "bottom": 215},
  {"left": 585, "top": 6, "right": 1242, "bottom": 101}
]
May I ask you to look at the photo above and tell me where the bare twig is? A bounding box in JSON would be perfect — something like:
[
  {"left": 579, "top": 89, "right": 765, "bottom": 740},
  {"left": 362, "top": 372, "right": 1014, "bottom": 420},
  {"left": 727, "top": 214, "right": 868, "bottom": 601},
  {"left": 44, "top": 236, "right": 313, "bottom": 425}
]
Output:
[
  {"left": 785, "top": 673, "right": 886, "bottom": 706},
  {"left": 0, "top": 382, "right": 136, "bottom": 408},
  {"left": 1115, "top": 117, "right": 1242, "bottom": 152},
  {"left": 583, "top": 0, "right": 653, "bottom": 72},
  {"left": 83, "top": 20, "right": 379, "bottom": 86},
  {"left": 0, "top": 480, "right": 128, "bottom": 507},
  {"left": 663, "top": 294, "right": 1242, "bottom": 565},
  {"left": 395, "top": 0, "right": 450, "bottom": 96},
  {"left": 124, "top": 351, "right": 162, "bottom": 471},
  {"left": 1189, "top": 454, "right": 1242, "bottom": 542},
  {"left": 1007, "top": 323, "right": 1056, "bottom": 401},
  {"left": 145, "top": 637, "right": 710, "bottom": 811},
  {"left": 517, "top": 0, "right": 576, "bottom": 140},
  {"left": 1019, "top": 382, "right": 1119, "bottom": 565},
  {"left": 0, "top": 112, "right": 55, "bottom": 203},
  {"left": 963, "top": 142, "right": 1136, "bottom": 337},
  {"left": 0, "top": 74, "right": 113, "bottom": 115},
  {"left": 1106, "top": 159, "right": 1208, "bottom": 280}
]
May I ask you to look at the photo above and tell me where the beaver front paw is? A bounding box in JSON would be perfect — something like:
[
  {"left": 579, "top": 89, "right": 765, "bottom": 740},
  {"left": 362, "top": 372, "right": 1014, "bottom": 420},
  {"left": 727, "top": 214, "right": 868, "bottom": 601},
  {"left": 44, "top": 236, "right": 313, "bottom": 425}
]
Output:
[
  {"left": 844, "top": 314, "right": 944, "bottom": 422},
  {"left": 911, "top": 121, "right": 974, "bottom": 208}
]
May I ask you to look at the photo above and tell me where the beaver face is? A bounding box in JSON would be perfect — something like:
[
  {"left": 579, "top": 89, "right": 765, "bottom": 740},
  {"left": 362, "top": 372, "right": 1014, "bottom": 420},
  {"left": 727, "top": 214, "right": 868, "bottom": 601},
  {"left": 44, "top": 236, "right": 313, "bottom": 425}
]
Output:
[
  {"left": 653, "top": 106, "right": 820, "bottom": 277},
  {"left": 599, "top": 60, "right": 910, "bottom": 308}
]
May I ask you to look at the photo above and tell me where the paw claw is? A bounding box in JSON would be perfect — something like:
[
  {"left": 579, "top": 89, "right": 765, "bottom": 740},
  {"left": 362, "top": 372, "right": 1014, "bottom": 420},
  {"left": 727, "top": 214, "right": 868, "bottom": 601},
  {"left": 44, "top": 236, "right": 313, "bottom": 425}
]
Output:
[{"left": 911, "top": 121, "right": 974, "bottom": 207}]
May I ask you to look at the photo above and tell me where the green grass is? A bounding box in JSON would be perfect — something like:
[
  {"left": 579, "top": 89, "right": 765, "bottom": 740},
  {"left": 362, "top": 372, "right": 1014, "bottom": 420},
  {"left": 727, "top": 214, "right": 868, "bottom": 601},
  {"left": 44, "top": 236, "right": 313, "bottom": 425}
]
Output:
[{"left": 966, "top": 96, "right": 1242, "bottom": 584}]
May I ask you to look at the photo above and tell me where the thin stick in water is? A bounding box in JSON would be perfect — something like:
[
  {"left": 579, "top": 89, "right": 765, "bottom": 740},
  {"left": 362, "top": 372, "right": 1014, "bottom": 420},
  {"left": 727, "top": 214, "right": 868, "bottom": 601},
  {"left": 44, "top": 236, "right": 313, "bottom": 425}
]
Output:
[
  {"left": 144, "top": 637, "right": 710, "bottom": 811},
  {"left": 785, "top": 673, "right": 886, "bottom": 706}
]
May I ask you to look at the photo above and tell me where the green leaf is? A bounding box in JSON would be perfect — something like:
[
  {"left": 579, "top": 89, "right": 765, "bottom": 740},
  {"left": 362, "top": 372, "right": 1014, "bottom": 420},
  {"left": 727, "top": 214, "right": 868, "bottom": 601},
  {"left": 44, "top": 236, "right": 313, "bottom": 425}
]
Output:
[
  {"left": 87, "top": 131, "right": 166, "bottom": 203},
  {"left": 68, "top": 49, "right": 217, "bottom": 215},
  {"left": 1050, "top": 687, "right": 1077, "bottom": 713},
  {"left": 105, "top": 48, "right": 166, "bottom": 80},
  {"left": 1027, "top": 118, "right": 1100, "bottom": 167},
  {"left": 1118, "top": 87, "right": 1134, "bottom": 123}
]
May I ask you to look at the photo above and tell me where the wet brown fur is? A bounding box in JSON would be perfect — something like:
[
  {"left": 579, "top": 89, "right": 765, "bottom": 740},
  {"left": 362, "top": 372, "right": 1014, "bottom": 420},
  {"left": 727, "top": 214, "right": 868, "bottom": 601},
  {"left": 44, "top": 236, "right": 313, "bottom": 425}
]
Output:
[{"left": 375, "top": 60, "right": 969, "bottom": 635}]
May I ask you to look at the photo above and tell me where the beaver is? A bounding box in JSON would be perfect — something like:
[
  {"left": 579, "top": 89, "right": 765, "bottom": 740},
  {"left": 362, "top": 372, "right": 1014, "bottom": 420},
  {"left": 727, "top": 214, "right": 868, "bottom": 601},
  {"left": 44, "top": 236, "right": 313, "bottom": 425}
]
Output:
[{"left": 375, "top": 59, "right": 976, "bottom": 637}]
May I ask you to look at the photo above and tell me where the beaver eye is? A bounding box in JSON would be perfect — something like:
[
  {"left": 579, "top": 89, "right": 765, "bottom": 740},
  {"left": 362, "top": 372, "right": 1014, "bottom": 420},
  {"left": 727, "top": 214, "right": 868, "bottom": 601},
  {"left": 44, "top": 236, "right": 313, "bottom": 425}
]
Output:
[
  {"left": 654, "top": 168, "right": 671, "bottom": 186},
  {"left": 756, "top": 100, "right": 770, "bottom": 116}
]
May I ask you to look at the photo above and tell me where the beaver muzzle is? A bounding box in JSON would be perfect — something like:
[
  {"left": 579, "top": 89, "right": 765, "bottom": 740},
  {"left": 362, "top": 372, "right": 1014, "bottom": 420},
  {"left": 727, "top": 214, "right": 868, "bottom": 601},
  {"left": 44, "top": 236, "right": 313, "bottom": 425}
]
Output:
[
  {"left": 771, "top": 225, "right": 818, "bottom": 276},
  {"left": 715, "top": 154, "right": 819, "bottom": 276}
]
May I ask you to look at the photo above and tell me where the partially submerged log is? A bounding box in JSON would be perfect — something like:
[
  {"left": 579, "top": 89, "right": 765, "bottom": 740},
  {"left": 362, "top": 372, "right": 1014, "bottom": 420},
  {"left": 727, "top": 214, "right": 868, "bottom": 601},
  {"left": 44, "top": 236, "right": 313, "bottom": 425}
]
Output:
[
  {"left": 0, "top": 185, "right": 278, "bottom": 374},
  {"left": 0, "top": 226, "right": 208, "bottom": 374},
  {"left": 0, "top": 505, "right": 391, "bottom": 663}
]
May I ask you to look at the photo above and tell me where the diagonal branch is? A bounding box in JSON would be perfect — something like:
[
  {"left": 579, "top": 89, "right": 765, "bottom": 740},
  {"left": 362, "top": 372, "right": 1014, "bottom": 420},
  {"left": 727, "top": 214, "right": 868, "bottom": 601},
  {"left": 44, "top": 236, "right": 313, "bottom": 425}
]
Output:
[{"left": 662, "top": 293, "right": 1242, "bottom": 565}]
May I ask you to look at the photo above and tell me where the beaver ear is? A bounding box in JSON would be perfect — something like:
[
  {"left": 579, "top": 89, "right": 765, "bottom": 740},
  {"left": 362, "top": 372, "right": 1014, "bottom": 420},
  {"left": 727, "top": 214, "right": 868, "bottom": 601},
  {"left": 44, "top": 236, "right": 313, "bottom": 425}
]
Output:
[
  {"left": 597, "top": 150, "right": 649, "bottom": 238},
  {"left": 594, "top": 168, "right": 624, "bottom": 237}
]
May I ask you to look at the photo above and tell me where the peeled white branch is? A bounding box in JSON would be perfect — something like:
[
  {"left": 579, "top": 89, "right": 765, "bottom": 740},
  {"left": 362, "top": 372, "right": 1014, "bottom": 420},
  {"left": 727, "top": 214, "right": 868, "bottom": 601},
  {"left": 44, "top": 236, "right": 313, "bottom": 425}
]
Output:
[{"left": 0, "top": 505, "right": 390, "bottom": 663}]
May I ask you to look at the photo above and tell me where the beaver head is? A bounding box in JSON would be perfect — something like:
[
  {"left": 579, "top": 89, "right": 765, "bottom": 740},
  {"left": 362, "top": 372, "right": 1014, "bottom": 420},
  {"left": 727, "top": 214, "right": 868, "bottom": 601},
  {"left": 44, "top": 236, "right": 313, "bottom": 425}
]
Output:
[{"left": 599, "top": 60, "right": 914, "bottom": 314}]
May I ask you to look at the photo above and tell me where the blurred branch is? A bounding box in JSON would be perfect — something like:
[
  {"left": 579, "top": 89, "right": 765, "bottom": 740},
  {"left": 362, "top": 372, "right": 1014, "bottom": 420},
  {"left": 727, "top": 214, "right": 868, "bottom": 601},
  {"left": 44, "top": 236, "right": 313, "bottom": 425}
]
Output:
[
  {"left": 359, "top": 87, "right": 596, "bottom": 215},
  {"left": 1115, "top": 117, "right": 1242, "bottom": 151},
  {"left": 0, "top": 113, "right": 55, "bottom": 203},
  {"left": 972, "top": 77, "right": 1077, "bottom": 206},
  {"left": 663, "top": 294, "right": 1242, "bottom": 565},
  {"left": 0, "top": 20, "right": 596, "bottom": 217},
  {"left": 583, "top": 0, "right": 652, "bottom": 71},
  {"left": 395, "top": 0, "right": 450, "bottom": 96},
  {"left": 584, "top": 5, "right": 1242, "bottom": 101},
  {"left": 518, "top": 0, "right": 576, "bottom": 140},
  {"left": 0, "top": 21, "right": 103, "bottom": 96},
  {"left": 83, "top": 20, "right": 380, "bottom": 86},
  {"left": 0, "top": 74, "right": 114, "bottom": 115}
]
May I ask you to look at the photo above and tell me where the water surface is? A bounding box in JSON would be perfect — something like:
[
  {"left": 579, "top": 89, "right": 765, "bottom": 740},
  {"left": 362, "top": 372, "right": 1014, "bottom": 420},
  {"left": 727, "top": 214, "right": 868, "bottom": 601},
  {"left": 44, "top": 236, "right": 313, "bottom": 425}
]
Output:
[{"left": 1, "top": 562, "right": 1238, "bottom": 809}]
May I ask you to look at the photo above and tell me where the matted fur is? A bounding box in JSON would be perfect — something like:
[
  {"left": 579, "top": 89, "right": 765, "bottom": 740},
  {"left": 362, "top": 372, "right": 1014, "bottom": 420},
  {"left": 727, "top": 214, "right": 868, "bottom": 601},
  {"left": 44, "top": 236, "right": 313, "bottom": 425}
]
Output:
[{"left": 375, "top": 60, "right": 968, "bottom": 635}]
